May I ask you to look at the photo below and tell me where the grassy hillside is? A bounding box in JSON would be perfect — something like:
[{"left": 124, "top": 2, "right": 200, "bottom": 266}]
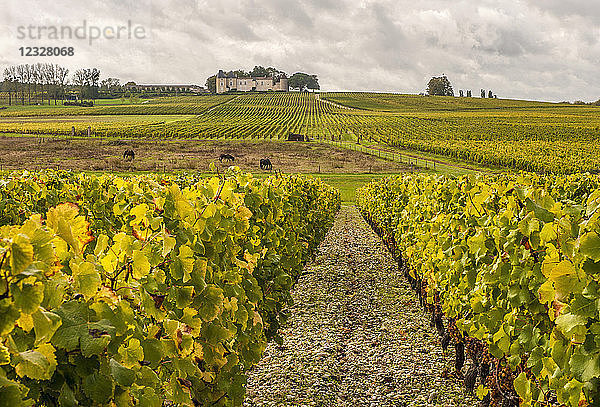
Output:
[{"left": 321, "top": 92, "right": 570, "bottom": 112}]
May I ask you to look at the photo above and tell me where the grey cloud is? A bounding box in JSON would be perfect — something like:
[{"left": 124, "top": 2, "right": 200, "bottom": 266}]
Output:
[
  {"left": 260, "top": 0, "right": 314, "bottom": 29},
  {"left": 0, "top": 0, "right": 598, "bottom": 101},
  {"left": 474, "top": 27, "right": 541, "bottom": 57},
  {"left": 525, "top": 0, "right": 600, "bottom": 24}
]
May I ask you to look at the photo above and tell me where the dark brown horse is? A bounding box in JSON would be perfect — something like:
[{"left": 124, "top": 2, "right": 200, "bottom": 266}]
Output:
[
  {"left": 219, "top": 153, "right": 235, "bottom": 163},
  {"left": 259, "top": 158, "right": 272, "bottom": 170},
  {"left": 123, "top": 149, "right": 135, "bottom": 161}
]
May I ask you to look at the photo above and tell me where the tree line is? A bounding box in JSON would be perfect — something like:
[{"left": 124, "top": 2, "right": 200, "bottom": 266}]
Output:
[
  {"left": 1, "top": 64, "right": 105, "bottom": 105},
  {"left": 429, "top": 75, "right": 598, "bottom": 102},
  {"left": 426, "top": 75, "right": 496, "bottom": 98}
]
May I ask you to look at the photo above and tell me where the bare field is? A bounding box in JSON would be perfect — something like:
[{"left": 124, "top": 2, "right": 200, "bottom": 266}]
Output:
[{"left": 0, "top": 136, "right": 408, "bottom": 173}]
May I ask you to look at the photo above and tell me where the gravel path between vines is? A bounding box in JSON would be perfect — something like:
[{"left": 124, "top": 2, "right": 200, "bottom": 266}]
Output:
[{"left": 244, "top": 206, "right": 478, "bottom": 407}]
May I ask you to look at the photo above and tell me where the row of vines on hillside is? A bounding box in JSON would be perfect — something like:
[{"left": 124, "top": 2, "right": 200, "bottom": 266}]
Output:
[
  {"left": 0, "top": 169, "right": 340, "bottom": 406},
  {"left": 358, "top": 172, "right": 600, "bottom": 406},
  {"left": 1, "top": 92, "right": 600, "bottom": 172},
  {"left": 0, "top": 95, "right": 235, "bottom": 117}
]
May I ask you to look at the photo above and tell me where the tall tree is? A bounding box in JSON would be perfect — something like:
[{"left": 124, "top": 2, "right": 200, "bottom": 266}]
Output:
[
  {"left": 264, "top": 67, "right": 286, "bottom": 80},
  {"left": 39, "top": 63, "right": 54, "bottom": 105},
  {"left": 30, "top": 64, "right": 40, "bottom": 104},
  {"left": 89, "top": 68, "right": 100, "bottom": 100},
  {"left": 250, "top": 66, "right": 268, "bottom": 77},
  {"left": 205, "top": 75, "right": 216, "bottom": 93},
  {"left": 16, "top": 65, "right": 26, "bottom": 104},
  {"left": 56, "top": 66, "right": 69, "bottom": 103},
  {"left": 2, "top": 67, "right": 17, "bottom": 105},
  {"left": 100, "top": 78, "right": 121, "bottom": 94},
  {"left": 73, "top": 68, "right": 100, "bottom": 100},
  {"left": 426, "top": 75, "right": 454, "bottom": 96},
  {"left": 73, "top": 69, "right": 86, "bottom": 99},
  {"left": 289, "top": 72, "right": 320, "bottom": 92},
  {"left": 231, "top": 69, "right": 250, "bottom": 78}
]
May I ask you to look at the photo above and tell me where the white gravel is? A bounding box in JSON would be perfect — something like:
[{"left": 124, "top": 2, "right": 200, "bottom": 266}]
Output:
[{"left": 244, "top": 206, "right": 477, "bottom": 407}]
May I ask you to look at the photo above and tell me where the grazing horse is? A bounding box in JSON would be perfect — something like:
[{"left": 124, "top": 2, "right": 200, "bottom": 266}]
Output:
[
  {"left": 219, "top": 153, "right": 235, "bottom": 163},
  {"left": 123, "top": 149, "right": 135, "bottom": 161},
  {"left": 259, "top": 158, "right": 272, "bottom": 171}
]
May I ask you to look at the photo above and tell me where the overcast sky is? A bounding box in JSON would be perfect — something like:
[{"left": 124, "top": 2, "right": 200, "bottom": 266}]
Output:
[{"left": 1, "top": 0, "right": 599, "bottom": 101}]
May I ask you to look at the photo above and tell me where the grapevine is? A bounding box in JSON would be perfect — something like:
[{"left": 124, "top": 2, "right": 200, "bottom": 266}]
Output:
[
  {"left": 0, "top": 168, "right": 340, "bottom": 406},
  {"left": 357, "top": 172, "right": 600, "bottom": 406}
]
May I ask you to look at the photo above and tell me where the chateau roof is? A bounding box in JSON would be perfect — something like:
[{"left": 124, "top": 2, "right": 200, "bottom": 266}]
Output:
[
  {"left": 216, "top": 69, "right": 288, "bottom": 82},
  {"left": 215, "top": 71, "right": 285, "bottom": 82}
]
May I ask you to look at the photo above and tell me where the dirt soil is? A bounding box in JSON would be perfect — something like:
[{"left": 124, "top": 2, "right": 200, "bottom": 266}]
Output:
[
  {"left": 244, "top": 206, "right": 477, "bottom": 407},
  {"left": 0, "top": 136, "right": 408, "bottom": 173}
]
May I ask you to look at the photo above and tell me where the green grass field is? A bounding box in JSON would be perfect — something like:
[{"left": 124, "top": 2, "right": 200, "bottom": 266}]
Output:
[
  {"left": 0, "top": 94, "right": 233, "bottom": 116},
  {"left": 250, "top": 172, "right": 397, "bottom": 203},
  {"left": 308, "top": 173, "right": 399, "bottom": 202}
]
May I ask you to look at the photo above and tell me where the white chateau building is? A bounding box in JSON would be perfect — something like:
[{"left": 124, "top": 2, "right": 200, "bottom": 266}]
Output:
[{"left": 216, "top": 70, "right": 289, "bottom": 93}]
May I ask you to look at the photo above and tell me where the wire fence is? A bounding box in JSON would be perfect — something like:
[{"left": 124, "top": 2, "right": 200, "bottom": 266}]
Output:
[{"left": 320, "top": 139, "right": 439, "bottom": 171}]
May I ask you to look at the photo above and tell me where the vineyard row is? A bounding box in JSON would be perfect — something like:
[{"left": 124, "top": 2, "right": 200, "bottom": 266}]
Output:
[{"left": 0, "top": 169, "right": 340, "bottom": 406}]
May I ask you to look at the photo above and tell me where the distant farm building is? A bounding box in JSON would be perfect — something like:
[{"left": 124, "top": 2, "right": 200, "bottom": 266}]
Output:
[
  {"left": 123, "top": 83, "right": 207, "bottom": 94},
  {"left": 287, "top": 133, "right": 306, "bottom": 141},
  {"left": 216, "top": 70, "right": 289, "bottom": 93}
]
